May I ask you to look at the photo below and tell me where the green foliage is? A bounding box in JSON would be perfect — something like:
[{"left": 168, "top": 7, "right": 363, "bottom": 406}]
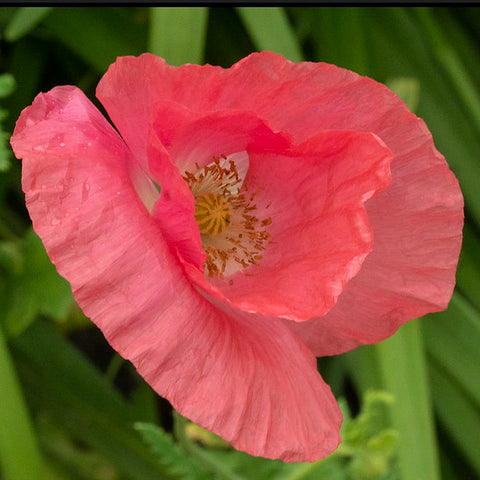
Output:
[
  {"left": 340, "top": 392, "right": 398, "bottom": 480},
  {"left": 10, "top": 319, "right": 173, "bottom": 480},
  {"left": 386, "top": 77, "right": 421, "bottom": 113},
  {"left": 1, "top": 228, "right": 74, "bottom": 337},
  {"left": 135, "top": 423, "right": 211, "bottom": 480},
  {"left": 0, "top": 6, "right": 479, "bottom": 480},
  {"left": 0, "top": 73, "right": 16, "bottom": 171},
  {"left": 149, "top": 7, "right": 209, "bottom": 65},
  {"left": 236, "top": 7, "right": 303, "bottom": 62},
  {"left": 135, "top": 393, "right": 398, "bottom": 480},
  {"left": 3, "top": 7, "right": 53, "bottom": 42}
]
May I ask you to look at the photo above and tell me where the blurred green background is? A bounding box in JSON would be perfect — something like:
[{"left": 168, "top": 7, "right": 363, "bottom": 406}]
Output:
[{"left": 0, "top": 6, "right": 479, "bottom": 480}]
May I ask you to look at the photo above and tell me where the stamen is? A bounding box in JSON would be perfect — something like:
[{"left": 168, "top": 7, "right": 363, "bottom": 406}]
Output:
[{"left": 183, "top": 153, "right": 271, "bottom": 278}]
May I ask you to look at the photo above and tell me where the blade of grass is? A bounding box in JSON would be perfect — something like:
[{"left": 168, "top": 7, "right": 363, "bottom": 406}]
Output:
[
  {"left": 455, "top": 224, "right": 480, "bottom": 312},
  {"left": 429, "top": 359, "right": 480, "bottom": 476},
  {"left": 11, "top": 320, "right": 170, "bottom": 480},
  {"left": 423, "top": 293, "right": 480, "bottom": 404},
  {"left": 308, "top": 7, "right": 369, "bottom": 74},
  {"left": 236, "top": 7, "right": 303, "bottom": 62},
  {"left": 342, "top": 343, "right": 382, "bottom": 394},
  {"left": 3, "top": 7, "right": 53, "bottom": 42},
  {"left": 347, "top": 8, "right": 480, "bottom": 230},
  {"left": 149, "top": 7, "right": 208, "bottom": 65},
  {"left": 376, "top": 320, "right": 440, "bottom": 480},
  {"left": 0, "top": 325, "right": 48, "bottom": 480},
  {"left": 43, "top": 7, "right": 146, "bottom": 73},
  {"left": 414, "top": 7, "right": 480, "bottom": 132}
]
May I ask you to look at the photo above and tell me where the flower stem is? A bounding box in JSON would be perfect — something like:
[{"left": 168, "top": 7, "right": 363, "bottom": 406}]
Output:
[{"left": 0, "top": 325, "right": 48, "bottom": 480}]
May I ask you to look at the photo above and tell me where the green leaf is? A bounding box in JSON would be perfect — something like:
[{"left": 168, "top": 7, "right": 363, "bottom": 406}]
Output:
[
  {"left": 42, "top": 7, "right": 146, "bottom": 73},
  {"left": 429, "top": 359, "right": 480, "bottom": 476},
  {"left": 149, "top": 7, "right": 209, "bottom": 65},
  {"left": 0, "top": 326, "right": 49, "bottom": 480},
  {"left": 455, "top": 224, "right": 480, "bottom": 312},
  {"left": 172, "top": 413, "right": 247, "bottom": 480},
  {"left": 10, "top": 319, "right": 171, "bottom": 480},
  {"left": 4, "top": 7, "right": 53, "bottom": 42},
  {"left": 2, "top": 228, "right": 74, "bottom": 337},
  {"left": 236, "top": 7, "right": 303, "bottom": 62},
  {"left": 0, "top": 240, "right": 22, "bottom": 274},
  {"left": 135, "top": 422, "right": 210, "bottom": 480},
  {"left": 414, "top": 7, "right": 480, "bottom": 132},
  {"left": 0, "top": 73, "right": 16, "bottom": 98},
  {"left": 386, "top": 77, "right": 420, "bottom": 113},
  {"left": 37, "top": 416, "right": 118, "bottom": 480},
  {"left": 296, "top": 7, "right": 368, "bottom": 74},
  {"left": 423, "top": 292, "right": 480, "bottom": 407},
  {"left": 342, "top": 391, "right": 395, "bottom": 449},
  {"left": 375, "top": 320, "right": 440, "bottom": 480}
]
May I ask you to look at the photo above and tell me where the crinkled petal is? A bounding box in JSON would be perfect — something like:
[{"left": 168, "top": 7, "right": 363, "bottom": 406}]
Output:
[
  {"left": 152, "top": 105, "right": 291, "bottom": 174},
  {"left": 11, "top": 86, "right": 342, "bottom": 462},
  {"left": 147, "top": 104, "right": 392, "bottom": 321},
  {"left": 208, "top": 129, "right": 393, "bottom": 321},
  {"left": 147, "top": 105, "right": 290, "bottom": 276},
  {"left": 96, "top": 55, "right": 225, "bottom": 168},
  {"left": 97, "top": 53, "right": 462, "bottom": 347},
  {"left": 240, "top": 55, "right": 463, "bottom": 354},
  {"left": 147, "top": 127, "right": 205, "bottom": 269}
]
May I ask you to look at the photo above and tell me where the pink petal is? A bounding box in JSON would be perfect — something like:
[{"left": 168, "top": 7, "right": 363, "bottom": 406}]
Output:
[
  {"left": 237, "top": 55, "right": 464, "bottom": 354},
  {"left": 147, "top": 106, "right": 290, "bottom": 275},
  {"left": 97, "top": 52, "right": 462, "bottom": 343},
  {"left": 208, "top": 129, "right": 393, "bottom": 321},
  {"left": 11, "top": 86, "right": 342, "bottom": 462},
  {"left": 100, "top": 52, "right": 461, "bottom": 351},
  {"left": 151, "top": 105, "right": 291, "bottom": 174},
  {"left": 146, "top": 104, "right": 393, "bottom": 321},
  {"left": 147, "top": 128, "right": 205, "bottom": 269}
]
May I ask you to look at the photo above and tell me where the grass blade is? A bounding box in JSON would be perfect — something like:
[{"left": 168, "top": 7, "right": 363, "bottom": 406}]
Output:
[
  {"left": 414, "top": 7, "right": 480, "bottom": 131},
  {"left": 4, "top": 7, "right": 53, "bottom": 42},
  {"left": 423, "top": 293, "right": 480, "bottom": 404},
  {"left": 455, "top": 224, "right": 480, "bottom": 312},
  {"left": 236, "top": 7, "right": 303, "bottom": 62},
  {"left": 149, "top": 7, "right": 209, "bottom": 65},
  {"left": 0, "top": 326, "right": 48, "bottom": 480},
  {"left": 429, "top": 359, "right": 480, "bottom": 476},
  {"left": 376, "top": 320, "right": 440, "bottom": 480},
  {"left": 43, "top": 7, "right": 146, "bottom": 73},
  {"left": 11, "top": 320, "right": 170, "bottom": 480}
]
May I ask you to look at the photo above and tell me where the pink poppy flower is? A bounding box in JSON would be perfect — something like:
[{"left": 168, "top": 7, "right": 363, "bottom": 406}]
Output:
[{"left": 10, "top": 52, "right": 463, "bottom": 462}]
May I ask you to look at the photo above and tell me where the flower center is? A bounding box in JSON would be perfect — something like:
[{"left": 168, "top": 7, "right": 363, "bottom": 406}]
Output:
[
  {"left": 194, "top": 193, "right": 231, "bottom": 235},
  {"left": 183, "top": 153, "right": 271, "bottom": 278}
]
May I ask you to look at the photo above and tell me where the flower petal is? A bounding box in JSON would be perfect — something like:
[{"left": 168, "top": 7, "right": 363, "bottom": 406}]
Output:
[
  {"left": 243, "top": 56, "right": 464, "bottom": 354},
  {"left": 138, "top": 50, "right": 461, "bottom": 350},
  {"left": 11, "top": 86, "right": 342, "bottom": 462},
  {"left": 210, "top": 129, "right": 393, "bottom": 321},
  {"left": 96, "top": 55, "right": 225, "bottom": 169},
  {"left": 97, "top": 53, "right": 462, "bottom": 342},
  {"left": 147, "top": 128, "right": 205, "bottom": 269},
  {"left": 148, "top": 104, "right": 392, "bottom": 321}
]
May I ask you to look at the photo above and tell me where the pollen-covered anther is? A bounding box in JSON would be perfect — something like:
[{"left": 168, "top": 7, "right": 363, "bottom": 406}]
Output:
[{"left": 183, "top": 153, "right": 271, "bottom": 278}]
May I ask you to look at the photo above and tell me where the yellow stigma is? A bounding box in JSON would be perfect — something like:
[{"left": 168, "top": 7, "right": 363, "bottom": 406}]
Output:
[{"left": 194, "top": 193, "right": 231, "bottom": 235}]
